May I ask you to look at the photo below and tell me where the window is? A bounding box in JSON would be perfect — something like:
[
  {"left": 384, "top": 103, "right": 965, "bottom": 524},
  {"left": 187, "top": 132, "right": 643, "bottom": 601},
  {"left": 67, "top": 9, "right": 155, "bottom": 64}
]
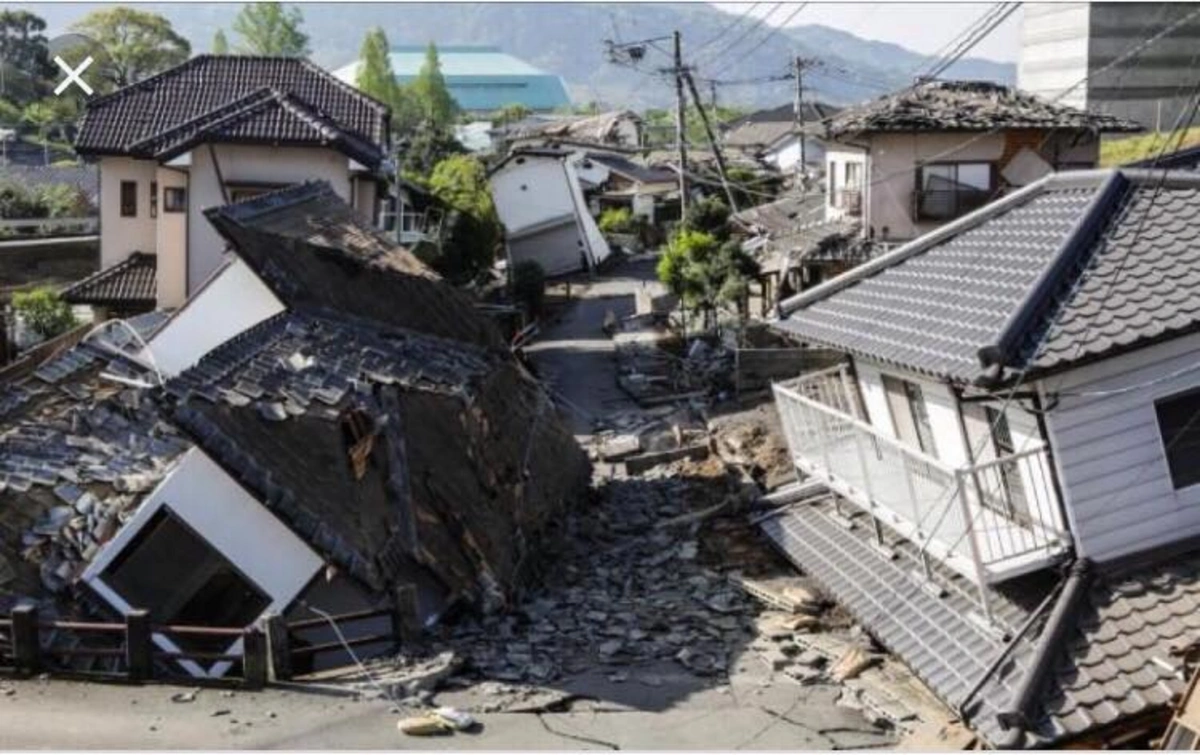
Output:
[
  {"left": 916, "top": 162, "right": 994, "bottom": 220},
  {"left": 1165, "top": 723, "right": 1199, "bottom": 750},
  {"left": 985, "top": 406, "right": 1029, "bottom": 519},
  {"left": 882, "top": 375, "right": 938, "bottom": 458},
  {"left": 844, "top": 161, "right": 862, "bottom": 190},
  {"left": 102, "top": 508, "right": 269, "bottom": 654},
  {"left": 228, "top": 184, "right": 286, "bottom": 204},
  {"left": 1155, "top": 387, "right": 1200, "bottom": 490},
  {"left": 164, "top": 187, "right": 187, "bottom": 212},
  {"left": 828, "top": 160, "right": 839, "bottom": 205},
  {"left": 150, "top": 181, "right": 157, "bottom": 218},
  {"left": 120, "top": 181, "right": 137, "bottom": 217}
]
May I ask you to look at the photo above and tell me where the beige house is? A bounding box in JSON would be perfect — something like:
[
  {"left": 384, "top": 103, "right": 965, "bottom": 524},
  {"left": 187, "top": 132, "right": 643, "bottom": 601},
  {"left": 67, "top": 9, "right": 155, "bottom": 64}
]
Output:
[
  {"left": 67, "top": 56, "right": 391, "bottom": 314},
  {"left": 814, "top": 80, "right": 1140, "bottom": 248}
]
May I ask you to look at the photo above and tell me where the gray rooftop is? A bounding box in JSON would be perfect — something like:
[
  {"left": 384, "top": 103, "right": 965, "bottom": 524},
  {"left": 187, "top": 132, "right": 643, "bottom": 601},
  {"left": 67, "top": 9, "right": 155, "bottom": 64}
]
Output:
[{"left": 775, "top": 169, "right": 1200, "bottom": 384}]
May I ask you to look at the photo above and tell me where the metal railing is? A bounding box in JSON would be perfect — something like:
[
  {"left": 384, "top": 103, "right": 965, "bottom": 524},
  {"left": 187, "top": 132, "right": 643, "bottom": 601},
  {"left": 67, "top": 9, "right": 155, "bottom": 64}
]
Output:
[{"left": 773, "top": 372, "right": 1067, "bottom": 622}]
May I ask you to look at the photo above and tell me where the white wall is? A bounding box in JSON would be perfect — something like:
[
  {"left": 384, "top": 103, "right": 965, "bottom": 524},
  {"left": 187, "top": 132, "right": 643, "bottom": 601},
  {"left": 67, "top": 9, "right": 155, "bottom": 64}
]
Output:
[
  {"left": 1041, "top": 332, "right": 1200, "bottom": 562},
  {"left": 142, "top": 258, "right": 284, "bottom": 377},
  {"left": 187, "top": 144, "right": 354, "bottom": 296},
  {"left": 83, "top": 448, "right": 324, "bottom": 677},
  {"left": 765, "top": 136, "right": 825, "bottom": 173},
  {"left": 490, "top": 156, "right": 576, "bottom": 233},
  {"left": 99, "top": 157, "right": 158, "bottom": 269},
  {"left": 1018, "top": 3, "right": 1091, "bottom": 110},
  {"left": 564, "top": 155, "right": 611, "bottom": 267},
  {"left": 825, "top": 144, "right": 868, "bottom": 224},
  {"left": 154, "top": 166, "right": 189, "bottom": 308}
]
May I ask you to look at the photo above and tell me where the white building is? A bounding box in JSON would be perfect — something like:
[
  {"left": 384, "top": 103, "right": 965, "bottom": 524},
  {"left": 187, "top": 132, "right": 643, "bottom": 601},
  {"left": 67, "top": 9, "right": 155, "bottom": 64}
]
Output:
[
  {"left": 764, "top": 167, "right": 1200, "bottom": 748},
  {"left": 67, "top": 56, "right": 391, "bottom": 315},
  {"left": 1019, "top": 2, "right": 1198, "bottom": 131},
  {"left": 489, "top": 147, "right": 612, "bottom": 277}
]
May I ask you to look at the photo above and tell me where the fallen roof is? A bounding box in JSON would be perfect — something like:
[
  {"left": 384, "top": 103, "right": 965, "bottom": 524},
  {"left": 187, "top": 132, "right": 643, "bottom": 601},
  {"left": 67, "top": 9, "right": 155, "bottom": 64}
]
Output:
[
  {"left": 62, "top": 252, "right": 156, "bottom": 308},
  {"left": 0, "top": 332, "right": 189, "bottom": 608},
  {"left": 497, "top": 110, "right": 641, "bottom": 145},
  {"left": 819, "top": 80, "right": 1142, "bottom": 140},
  {"left": 76, "top": 56, "right": 389, "bottom": 167},
  {"left": 774, "top": 168, "right": 1200, "bottom": 384},
  {"left": 584, "top": 152, "right": 675, "bottom": 185},
  {"left": 163, "top": 309, "right": 589, "bottom": 607},
  {"left": 760, "top": 497, "right": 1200, "bottom": 748},
  {"left": 204, "top": 182, "right": 502, "bottom": 349}
]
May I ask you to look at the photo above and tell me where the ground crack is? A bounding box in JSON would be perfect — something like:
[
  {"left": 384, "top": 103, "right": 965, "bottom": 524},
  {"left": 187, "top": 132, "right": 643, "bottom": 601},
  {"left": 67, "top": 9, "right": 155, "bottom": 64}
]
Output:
[{"left": 535, "top": 712, "right": 621, "bottom": 750}]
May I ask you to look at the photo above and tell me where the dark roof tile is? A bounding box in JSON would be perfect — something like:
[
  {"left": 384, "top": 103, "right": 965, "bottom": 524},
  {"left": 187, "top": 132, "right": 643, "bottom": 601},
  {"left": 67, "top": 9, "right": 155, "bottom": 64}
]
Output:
[{"left": 62, "top": 252, "right": 156, "bottom": 307}]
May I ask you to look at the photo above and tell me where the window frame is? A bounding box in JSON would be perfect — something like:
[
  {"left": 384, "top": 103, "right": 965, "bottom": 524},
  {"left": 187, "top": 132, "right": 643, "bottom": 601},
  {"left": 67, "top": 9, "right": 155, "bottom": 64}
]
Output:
[
  {"left": 881, "top": 374, "right": 939, "bottom": 459},
  {"left": 1153, "top": 385, "right": 1200, "bottom": 492},
  {"left": 119, "top": 180, "right": 138, "bottom": 218},
  {"left": 150, "top": 181, "right": 158, "bottom": 218},
  {"left": 918, "top": 161, "right": 995, "bottom": 192},
  {"left": 163, "top": 186, "right": 187, "bottom": 213}
]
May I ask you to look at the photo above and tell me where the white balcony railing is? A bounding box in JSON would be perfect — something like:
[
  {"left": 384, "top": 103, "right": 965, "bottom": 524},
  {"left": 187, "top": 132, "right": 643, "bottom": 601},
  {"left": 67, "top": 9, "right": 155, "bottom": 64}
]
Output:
[{"left": 773, "top": 368, "right": 1068, "bottom": 623}]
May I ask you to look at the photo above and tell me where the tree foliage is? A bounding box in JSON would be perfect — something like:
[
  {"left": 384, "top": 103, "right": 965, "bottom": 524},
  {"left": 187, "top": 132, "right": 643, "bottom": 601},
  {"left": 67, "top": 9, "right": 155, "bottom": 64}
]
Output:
[
  {"left": 12, "top": 286, "right": 77, "bottom": 340},
  {"left": 0, "top": 10, "right": 53, "bottom": 106},
  {"left": 422, "top": 154, "right": 501, "bottom": 283},
  {"left": 657, "top": 228, "right": 759, "bottom": 329},
  {"left": 409, "top": 43, "right": 458, "bottom": 132},
  {"left": 71, "top": 8, "right": 191, "bottom": 89},
  {"left": 232, "top": 2, "right": 310, "bottom": 57},
  {"left": 355, "top": 27, "right": 400, "bottom": 106},
  {"left": 212, "top": 29, "right": 229, "bottom": 55},
  {"left": 683, "top": 196, "right": 731, "bottom": 239}
]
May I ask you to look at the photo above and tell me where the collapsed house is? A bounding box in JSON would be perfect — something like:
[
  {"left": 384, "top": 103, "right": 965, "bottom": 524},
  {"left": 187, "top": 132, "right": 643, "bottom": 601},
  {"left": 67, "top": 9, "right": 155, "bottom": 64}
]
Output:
[
  {"left": 489, "top": 147, "right": 613, "bottom": 277},
  {"left": 761, "top": 167, "right": 1200, "bottom": 747},
  {"left": 1, "top": 182, "right": 589, "bottom": 677}
]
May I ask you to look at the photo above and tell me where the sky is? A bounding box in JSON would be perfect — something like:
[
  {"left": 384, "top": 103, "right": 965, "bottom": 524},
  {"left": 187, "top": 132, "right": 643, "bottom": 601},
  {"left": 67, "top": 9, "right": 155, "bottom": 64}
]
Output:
[{"left": 711, "top": 2, "right": 1023, "bottom": 62}]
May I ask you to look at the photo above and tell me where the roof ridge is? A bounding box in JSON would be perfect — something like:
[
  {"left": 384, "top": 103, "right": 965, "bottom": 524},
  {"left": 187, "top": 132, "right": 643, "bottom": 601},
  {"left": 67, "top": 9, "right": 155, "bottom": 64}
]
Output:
[
  {"left": 128, "top": 86, "right": 279, "bottom": 154},
  {"left": 82, "top": 55, "right": 210, "bottom": 111}
]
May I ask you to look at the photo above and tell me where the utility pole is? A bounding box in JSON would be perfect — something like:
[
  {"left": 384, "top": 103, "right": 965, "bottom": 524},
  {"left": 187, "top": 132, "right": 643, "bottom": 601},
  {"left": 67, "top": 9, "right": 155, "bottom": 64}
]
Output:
[
  {"left": 673, "top": 30, "right": 689, "bottom": 221},
  {"left": 793, "top": 56, "right": 820, "bottom": 188},
  {"left": 684, "top": 71, "right": 739, "bottom": 213}
]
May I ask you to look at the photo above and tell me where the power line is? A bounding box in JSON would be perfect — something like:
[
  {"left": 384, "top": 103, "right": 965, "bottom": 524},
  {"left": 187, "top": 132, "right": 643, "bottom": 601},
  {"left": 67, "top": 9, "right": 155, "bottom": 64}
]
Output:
[
  {"left": 697, "top": 2, "right": 784, "bottom": 71},
  {"left": 691, "top": 2, "right": 762, "bottom": 58},
  {"left": 705, "top": 3, "right": 810, "bottom": 82}
]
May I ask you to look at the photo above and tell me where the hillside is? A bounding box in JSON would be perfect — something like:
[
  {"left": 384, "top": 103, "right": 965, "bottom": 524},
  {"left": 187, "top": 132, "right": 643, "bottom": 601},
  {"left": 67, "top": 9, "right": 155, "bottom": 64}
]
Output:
[{"left": 22, "top": 3, "right": 1015, "bottom": 110}]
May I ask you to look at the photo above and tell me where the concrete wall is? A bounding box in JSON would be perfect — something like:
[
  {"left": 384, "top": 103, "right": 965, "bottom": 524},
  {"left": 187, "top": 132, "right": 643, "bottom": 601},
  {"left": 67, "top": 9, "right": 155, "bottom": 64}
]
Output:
[
  {"left": 1020, "top": 2, "right": 1200, "bottom": 131},
  {"left": 142, "top": 258, "right": 284, "bottom": 377},
  {"left": 187, "top": 144, "right": 354, "bottom": 297},
  {"left": 83, "top": 448, "right": 325, "bottom": 678},
  {"left": 1041, "top": 332, "right": 1200, "bottom": 562},
  {"left": 99, "top": 157, "right": 157, "bottom": 269}
]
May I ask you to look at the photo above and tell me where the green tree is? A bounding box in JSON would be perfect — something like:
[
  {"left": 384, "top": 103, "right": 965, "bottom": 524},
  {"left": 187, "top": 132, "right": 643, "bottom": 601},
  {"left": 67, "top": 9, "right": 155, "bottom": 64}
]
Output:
[
  {"left": 409, "top": 42, "right": 458, "bottom": 132},
  {"left": 0, "top": 10, "right": 53, "bottom": 105},
  {"left": 12, "top": 286, "right": 77, "bottom": 339},
  {"left": 495, "top": 102, "right": 530, "bottom": 125},
  {"left": 232, "top": 2, "right": 310, "bottom": 57},
  {"left": 71, "top": 8, "right": 190, "bottom": 89},
  {"left": 355, "top": 27, "right": 399, "bottom": 106},
  {"left": 657, "top": 228, "right": 759, "bottom": 330},
  {"left": 21, "top": 100, "right": 56, "bottom": 164},
  {"left": 423, "top": 154, "right": 501, "bottom": 283},
  {"left": 683, "top": 196, "right": 731, "bottom": 239},
  {"left": 212, "top": 28, "right": 229, "bottom": 55}
]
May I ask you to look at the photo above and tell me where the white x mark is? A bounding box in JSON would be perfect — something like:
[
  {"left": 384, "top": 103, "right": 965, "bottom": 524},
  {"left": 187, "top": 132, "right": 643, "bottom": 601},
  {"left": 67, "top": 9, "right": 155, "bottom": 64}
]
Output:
[{"left": 53, "top": 55, "right": 94, "bottom": 96}]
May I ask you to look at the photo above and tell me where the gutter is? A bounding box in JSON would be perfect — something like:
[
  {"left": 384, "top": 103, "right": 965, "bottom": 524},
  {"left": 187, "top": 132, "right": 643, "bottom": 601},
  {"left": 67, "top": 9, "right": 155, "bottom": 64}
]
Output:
[
  {"left": 993, "top": 558, "right": 1093, "bottom": 748},
  {"left": 977, "top": 170, "right": 1128, "bottom": 374}
]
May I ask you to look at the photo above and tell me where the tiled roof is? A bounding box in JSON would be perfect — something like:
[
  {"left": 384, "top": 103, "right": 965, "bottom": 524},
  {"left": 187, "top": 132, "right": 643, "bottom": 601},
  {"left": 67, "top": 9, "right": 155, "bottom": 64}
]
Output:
[
  {"left": 163, "top": 310, "right": 589, "bottom": 604},
  {"left": 820, "top": 80, "right": 1142, "bottom": 140},
  {"left": 76, "top": 56, "right": 389, "bottom": 166},
  {"left": 62, "top": 252, "right": 156, "bottom": 307},
  {"left": 584, "top": 152, "right": 675, "bottom": 185},
  {"left": 759, "top": 497, "right": 1059, "bottom": 748},
  {"left": 760, "top": 497, "right": 1200, "bottom": 747},
  {"left": 204, "top": 182, "right": 502, "bottom": 348},
  {"left": 497, "top": 111, "right": 641, "bottom": 146},
  {"left": 723, "top": 120, "right": 797, "bottom": 151},
  {"left": 127, "top": 88, "right": 384, "bottom": 167},
  {"left": 0, "top": 336, "right": 188, "bottom": 606},
  {"left": 775, "top": 169, "right": 1200, "bottom": 383}
]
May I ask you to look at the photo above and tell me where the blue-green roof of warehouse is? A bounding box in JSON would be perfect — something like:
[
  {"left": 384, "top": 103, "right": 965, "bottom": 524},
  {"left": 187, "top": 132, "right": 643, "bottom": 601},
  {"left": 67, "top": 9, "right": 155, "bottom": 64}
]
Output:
[{"left": 333, "top": 45, "right": 571, "bottom": 112}]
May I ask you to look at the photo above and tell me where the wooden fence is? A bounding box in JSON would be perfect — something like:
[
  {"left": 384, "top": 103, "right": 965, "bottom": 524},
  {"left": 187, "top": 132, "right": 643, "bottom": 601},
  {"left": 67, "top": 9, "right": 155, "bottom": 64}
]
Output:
[{"left": 0, "top": 604, "right": 402, "bottom": 687}]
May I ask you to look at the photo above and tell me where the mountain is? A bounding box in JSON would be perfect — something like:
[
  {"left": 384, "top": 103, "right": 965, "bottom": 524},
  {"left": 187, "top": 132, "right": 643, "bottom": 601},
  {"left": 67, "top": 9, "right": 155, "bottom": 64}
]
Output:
[{"left": 19, "top": 3, "right": 1015, "bottom": 110}]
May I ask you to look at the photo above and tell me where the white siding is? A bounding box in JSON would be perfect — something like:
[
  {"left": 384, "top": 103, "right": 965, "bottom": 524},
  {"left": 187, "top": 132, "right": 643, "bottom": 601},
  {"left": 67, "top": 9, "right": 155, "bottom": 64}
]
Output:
[
  {"left": 98, "top": 157, "right": 158, "bottom": 269},
  {"left": 83, "top": 449, "right": 324, "bottom": 677},
  {"left": 142, "top": 258, "right": 284, "bottom": 377},
  {"left": 490, "top": 157, "right": 575, "bottom": 233},
  {"left": 854, "top": 358, "right": 969, "bottom": 467},
  {"left": 1041, "top": 332, "right": 1200, "bottom": 562}
]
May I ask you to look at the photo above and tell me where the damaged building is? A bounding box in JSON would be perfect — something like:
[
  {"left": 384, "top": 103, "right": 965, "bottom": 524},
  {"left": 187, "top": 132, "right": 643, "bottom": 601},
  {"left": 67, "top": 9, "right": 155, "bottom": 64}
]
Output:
[{"left": 1, "top": 182, "right": 589, "bottom": 678}]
